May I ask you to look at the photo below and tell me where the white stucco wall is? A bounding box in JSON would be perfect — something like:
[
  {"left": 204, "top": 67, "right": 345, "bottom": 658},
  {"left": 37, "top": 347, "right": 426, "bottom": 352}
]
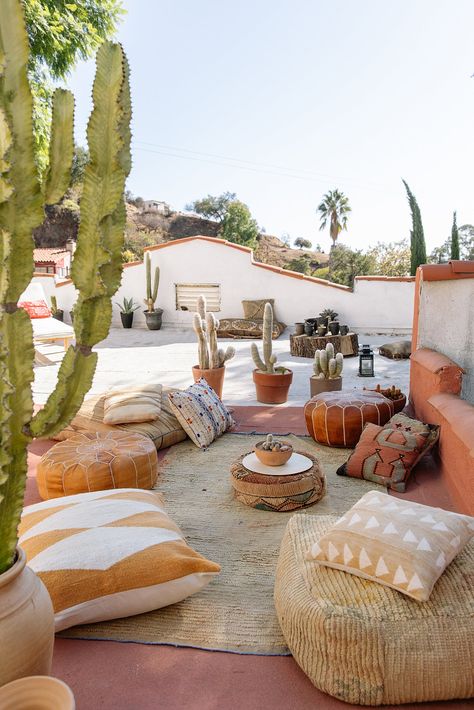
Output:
[
  {"left": 416, "top": 279, "right": 474, "bottom": 403},
  {"left": 54, "top": 238, "right": 415, "bottom": 333},
  {"left": 31, "top": 274, "right": 57, "bottom": 303}
]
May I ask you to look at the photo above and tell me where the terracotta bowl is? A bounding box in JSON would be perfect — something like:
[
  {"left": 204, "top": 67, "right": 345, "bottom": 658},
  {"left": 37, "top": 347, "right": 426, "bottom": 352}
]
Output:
[
  {"left": 254, "top": 441, "right": 293, "bottom": 466},
  {"left": 0, "top": 676, "right": 75, "bottom": 710}
]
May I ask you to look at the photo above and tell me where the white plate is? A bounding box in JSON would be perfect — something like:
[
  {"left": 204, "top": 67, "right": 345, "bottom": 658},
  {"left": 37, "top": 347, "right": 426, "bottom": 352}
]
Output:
[{"left": 241, "top": 452, "right": 313, "bottom": 476}]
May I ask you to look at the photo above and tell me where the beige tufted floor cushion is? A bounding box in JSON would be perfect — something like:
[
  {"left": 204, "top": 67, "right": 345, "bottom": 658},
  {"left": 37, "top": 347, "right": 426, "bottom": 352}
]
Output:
[{"left": 274, "top": 514, "right": 474, "bottom": 706}]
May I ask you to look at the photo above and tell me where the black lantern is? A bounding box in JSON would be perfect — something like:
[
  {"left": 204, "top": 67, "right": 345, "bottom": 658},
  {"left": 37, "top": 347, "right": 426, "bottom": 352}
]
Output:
[{"left": 358, "top": 344, "right": 374, "bottom": 377}]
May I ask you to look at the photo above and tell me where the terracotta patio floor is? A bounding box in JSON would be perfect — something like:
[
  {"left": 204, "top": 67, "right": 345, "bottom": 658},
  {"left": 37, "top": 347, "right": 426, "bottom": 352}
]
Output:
[{"left": 25, "top": 407, "right": 469, "bottom": 710}]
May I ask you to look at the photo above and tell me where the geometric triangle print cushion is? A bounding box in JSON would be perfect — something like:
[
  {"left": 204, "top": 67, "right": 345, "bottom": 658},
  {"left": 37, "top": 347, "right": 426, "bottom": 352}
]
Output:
[
  {"left": 306, "top": 491, "right": 474, "bottom": 601},
  {"left": 19, "top": 489, "right": 220, "bottom": 631}
]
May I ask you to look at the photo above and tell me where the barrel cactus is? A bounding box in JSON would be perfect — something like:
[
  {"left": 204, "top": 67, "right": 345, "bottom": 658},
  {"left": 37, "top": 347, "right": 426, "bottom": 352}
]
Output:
[
  {"left": 313, "top": 342, "right": 344, "bottom": 380},
  {"left": 0, "top": 0, "right": 131, "bottom": 574},
  {"left": 193, "top": 295, "right": 235, "bottom": 369},
  {"left": 251, "top": 302, "right": 279, "bottom": 373}
]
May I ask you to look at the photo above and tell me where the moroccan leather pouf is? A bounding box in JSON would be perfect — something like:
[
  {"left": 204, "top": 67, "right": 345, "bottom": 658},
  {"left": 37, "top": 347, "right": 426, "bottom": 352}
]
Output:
[
  {"left": 274, "top": 514, "right": 474, "bottom": 706},
  {"left": 230, "top": 451, "right": 325, "bottom": 512},
  {"left": 304, "top": 391, "right": 393, "bottom": 448},
  {"left": 37, "top": 431, "right": 158, "bottom": 500}
]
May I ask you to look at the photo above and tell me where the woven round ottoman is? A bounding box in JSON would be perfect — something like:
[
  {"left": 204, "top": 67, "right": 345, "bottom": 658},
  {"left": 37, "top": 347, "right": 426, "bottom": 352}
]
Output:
[
  {"left": 230, "top": 451, "right": 325, "bottom": 512},
  {"left": 275, "top": 514, "right": 474, "bottom": 706},
  {"left": 304, "top": 391, "right": 393, "bottom": 448},
  {"left": 37, "top": 431, "right": 158, "bottom": 500}
]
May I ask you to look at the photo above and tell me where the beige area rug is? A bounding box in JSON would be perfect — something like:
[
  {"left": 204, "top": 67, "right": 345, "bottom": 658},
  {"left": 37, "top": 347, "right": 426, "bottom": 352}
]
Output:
[{"left": 60, "top": 434, "right": 386, "bottom": 654}]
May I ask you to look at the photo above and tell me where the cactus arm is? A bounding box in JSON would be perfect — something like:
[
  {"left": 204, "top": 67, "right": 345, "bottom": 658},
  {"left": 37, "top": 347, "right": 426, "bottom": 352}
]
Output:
[
  {"left": 0, "top": 0, "right": 43, "bottom": 302},
  {"left": 193, "top": 313, "right": 209, "bottom": 369},
  {"left": 218, "top": 345, "right": 235, "bottom": 367},
  {"left": 197, "top": 295, "right": 206, "bottom": 322},
  {"left": 206, "top": 313, "right": 219, "bottom": 368},
  {"left": 335, "top": 352, "right": 344, "bottom": 376},
  {"left": 152, "top": 266, "right": 159, "bottom": 304},
  {"left": 313, "top": 350, "right": 321, "bottom": 376},
  {"left": 43, "top": 89, "right": 74, "bottom": 206},
  {"left": 319, "top": 348, "right": 328, "bottom": 377},
  {"left": 262, "top": 302, "right": 274, "bottom": 369},
  {"left": 251, "top": 342, "right": 266, "bottom": 372},
  {"left": 268, "top": 353, "right": 277, "bottom": 374},
  {"left": 145, "top": 252, "right": 151, "bottom": 301},
  {"left": 326, "top": 342, "right": 335, "bottom": 360},
  {"left": 328, "top": 358, "right": 336, "bottom": 378}
]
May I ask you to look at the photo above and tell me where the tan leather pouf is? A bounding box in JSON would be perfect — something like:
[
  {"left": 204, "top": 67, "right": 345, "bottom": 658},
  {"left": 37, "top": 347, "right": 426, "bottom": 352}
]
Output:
[
  {"left": 275, "top": 514, "right": 474, "bottom": 706},
  {"left": 37, "top": 431, "right": 158, "bottom": 500},
  {"left": 304, "top": 391, "right": 393, "bottom": 448}
]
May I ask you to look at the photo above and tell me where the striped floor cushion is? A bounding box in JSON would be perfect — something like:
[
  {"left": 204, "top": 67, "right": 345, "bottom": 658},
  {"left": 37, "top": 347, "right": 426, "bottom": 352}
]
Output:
[
  {"left": 19, "top": 489, "right": 221, "bottom": 631},
  {"left": 52, "top": 387, "right": 187, "bottom": 450}
]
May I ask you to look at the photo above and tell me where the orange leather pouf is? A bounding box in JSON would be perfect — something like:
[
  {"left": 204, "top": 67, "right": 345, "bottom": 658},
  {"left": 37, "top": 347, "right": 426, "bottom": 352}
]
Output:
[
  {"left": 304, "top": 391, "right": 394, "bottom": 448},
  {"left": 37, "top": 431, "right": 158, "bottom": 500}
]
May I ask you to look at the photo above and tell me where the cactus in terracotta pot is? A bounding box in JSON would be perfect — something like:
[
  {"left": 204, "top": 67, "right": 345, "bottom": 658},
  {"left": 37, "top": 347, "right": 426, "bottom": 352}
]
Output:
[
  {"left": 0, "top": 0, "right": 132, "bottom": 576},
  {"left": 192, "top": 295, "right": 235, "bottom": 397},
  {"left": 251, "top": 303, "right": 293, "bottom": 404}
]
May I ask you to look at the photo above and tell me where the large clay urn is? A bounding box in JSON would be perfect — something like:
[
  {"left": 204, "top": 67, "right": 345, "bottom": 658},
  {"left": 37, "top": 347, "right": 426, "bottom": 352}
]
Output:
[
  {"left": 0, "top": 548, "right": 55, "bottom": 687},
  {"left": 253, "top": 369, "right": 293, "bottom": 404},
  {"left": 192, "top": 365, "right": 225, "bottom": 399}
]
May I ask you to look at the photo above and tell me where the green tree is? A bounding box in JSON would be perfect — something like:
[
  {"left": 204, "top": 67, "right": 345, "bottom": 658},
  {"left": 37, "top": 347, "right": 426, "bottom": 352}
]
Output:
[
  {"left": 220, "top": 201, "right": 259, "bottom": 249},
  {"left": 451, "top": 210, "right": 460, "bottom": 260},
  {"left": 402, "top": 180, "right": 427, "bottom": 275},
  {"left": 185, "top": 192, "right": 237, "bottom": 222},
  {"left": 294, "top": 237, "right": 312, "bottom": 249},
  {"left": 367, "top": 240, "right": 411, "bottom": 276},
  {"left": 429, "top": 223, "right": 474, "bottom": 263},
  {"left": 70, "top": 145, "right": 89, "bottom": 186},
  {"left": 329, "top": 245, "right": 376, "bottom": 287},
  {"left": 284, "top": 254, "right": 312, "bottom": 274},
  {"left": 24, "top": 0, "right": 124, "bottom": 172},
  {"left": 317, "top": 189, "right": 351, "bottom": 248}
]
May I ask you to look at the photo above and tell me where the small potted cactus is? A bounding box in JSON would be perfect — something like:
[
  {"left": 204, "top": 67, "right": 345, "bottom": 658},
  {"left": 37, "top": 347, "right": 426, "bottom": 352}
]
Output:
[
  {"left": 143, "top": 253, "right": 163, "bottom": 330},
  {"left": 50, "top": 295, "right": 63, "bottom": 322},
  {"left": 251, "top": 303, "right": 293, "bottom": 404},
  {"left": 254, "top": 434, "right": 293, "bottom": 466},
  {"left": 310, "top": 342, "right": 343, "bottom": 397},
  {"left": 192, "top": 295, "right": 235, "bottom": 398},
  {"left": 365, "top": 384, "right": 406, "bottom": 413}
]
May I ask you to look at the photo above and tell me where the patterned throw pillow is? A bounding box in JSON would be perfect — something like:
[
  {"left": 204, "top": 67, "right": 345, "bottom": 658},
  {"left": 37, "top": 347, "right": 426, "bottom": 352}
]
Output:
[
  {"left": 168, "top": 379, "right": 234, "bottom": 448},
  {"left": 19, "top": 489, "right": 221, "bottom": 631},
  {"left": 241, "top": 298, "right": 275, "bottom": 320},
  {"left": 18, "top": 299, "right": 51, "bottom": 319},
  {"left": 306, "top": 490, "right": 474, "bottom": 601},
  {"left": 337, "top": 413, "right": 439, "bottom": 492},
  {"left": 104, "top": 384, "right": 163, "bottom": 424}
]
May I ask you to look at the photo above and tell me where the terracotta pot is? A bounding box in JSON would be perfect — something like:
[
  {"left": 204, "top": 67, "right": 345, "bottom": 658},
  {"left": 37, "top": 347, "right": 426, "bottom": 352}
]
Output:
[
  {"left": 192, "top": 365, "right": 225, "bottom": 399},
  {"left": 0, "top": 548, "right": 54, "bottom": 688},
  {"left": 254, "top": 441, "right": 293, "bottom": 466},
  {"left": 294, "top": 322, "right": 305, "bottom": 336},
  {"left": 0, "top": 676, "right": 75, "bottom": 710},
  {"left": 253, "top": 369, "right": 293, "bottom": 404},
  {"left": 310, "top": 376, "right": 342, "bottom": 398}
]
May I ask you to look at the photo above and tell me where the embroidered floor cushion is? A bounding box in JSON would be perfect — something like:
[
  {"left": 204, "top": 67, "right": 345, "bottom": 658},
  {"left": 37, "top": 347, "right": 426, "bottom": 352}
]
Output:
[
  {"left": 168, "top": 379, "right": 234, "bottom": 448},
  {"left": 241, "top": 298, "right": 275, "bottom": 320},
  {"left": 37, "top": 431, "right": 158, "bottom": 499},
  {"left": 304, "top": 391, "right": 394, "bottom": 448},
  {"left": 103, "top": 384, "right": 163, "bottom": 424},
  {"left": 19, "top": 489, "right": 221, "bottom": 632},
  {"left": 52, "top": 387, "right": 187, "bottom": 451},
  {"left": 379, "top": 340, "right": 411, "bottom": 359},
  {"left": 275, "top": 512, "right": 474, "bottom": 705},
  {"left": 216, "top": 318, "right": 286, "bottom": 340}
]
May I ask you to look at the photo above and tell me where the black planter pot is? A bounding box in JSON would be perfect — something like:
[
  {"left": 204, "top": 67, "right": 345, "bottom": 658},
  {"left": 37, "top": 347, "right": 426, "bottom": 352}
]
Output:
[
  {"left": 304, "top": 318, "right": 317, "bottom": 336},
  {"left": 120, "top": 312, "right": 134, "bottom": 329},
  {"left": 328, "top": 320, "right": 340, "bottom": 335},
  {"left": 317, "top": 316, "right": 330, "bottom": 329},
  {"left": 52, "top": 310, "right": 64, "bottom": 322},
  {"left": 340, "top": 324, "right": 349, "bottom": 336},
  {"left": 144, "top": 308, "right": 163, "bottom": 330}
]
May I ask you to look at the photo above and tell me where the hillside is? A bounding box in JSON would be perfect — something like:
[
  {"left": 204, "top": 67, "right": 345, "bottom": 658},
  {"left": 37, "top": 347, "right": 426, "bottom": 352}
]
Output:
[{"left": 34, "top": 198, "right": 328, "bottom": 271}]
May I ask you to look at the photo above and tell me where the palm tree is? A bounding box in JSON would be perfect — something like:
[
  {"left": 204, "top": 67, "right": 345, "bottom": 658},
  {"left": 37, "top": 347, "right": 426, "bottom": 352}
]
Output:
[{"left": 317, "top": 189, "right": 351, "bottom": 248}]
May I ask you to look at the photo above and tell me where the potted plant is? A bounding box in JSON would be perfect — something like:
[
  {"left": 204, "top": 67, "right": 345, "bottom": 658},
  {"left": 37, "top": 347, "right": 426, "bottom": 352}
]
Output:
[
  {"left": 192, "top": 296, "right": 235, "bottom": 398},
  {"left": 116, "top": 297, "right": 139, "bottom": 328},
  {"left": 366, "top": 384, "right": 406, "bottom": 413},
  {"left": 319, "top": 308, "right": 338, "bottom": 329},
  {"left": 251, "top": 303, "right": 293, "bottom": 404},
  {"left": 328, "top": 320, "right": 340, "bottom": 335},
  {"left": 50, "top": 295, "right": 63, "bottom": 322},
  {"left": 0, "top": 1, "right": 131, "bottom": 686},
  {"left": 310, "top": 342, "right": 343, "bottom": 396},
  {"left": 317, "top": 324, "right": 327, "bottom": 337},
  {"left": 143, "top": 253, "right": 163, "bottom": 330}
]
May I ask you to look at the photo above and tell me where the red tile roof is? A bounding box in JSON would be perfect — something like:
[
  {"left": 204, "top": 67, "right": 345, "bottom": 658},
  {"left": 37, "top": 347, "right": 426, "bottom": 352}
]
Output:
[{"left": 34, "top": 248, "right": 69, "bottom": 264}]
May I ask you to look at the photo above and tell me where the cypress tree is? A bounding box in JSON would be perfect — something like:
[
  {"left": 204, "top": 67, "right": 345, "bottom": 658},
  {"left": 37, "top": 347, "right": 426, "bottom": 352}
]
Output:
[
  {"left": 451, "top": 210, "right": 460, "bottom": 260},
  {"left": 402, "top": 180, "right": 427, "bottom": 275}
]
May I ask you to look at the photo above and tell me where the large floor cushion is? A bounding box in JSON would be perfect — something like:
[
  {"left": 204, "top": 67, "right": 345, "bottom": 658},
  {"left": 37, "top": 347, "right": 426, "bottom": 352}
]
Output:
[
  {"left": 217, "top": 318, "right": 286, "bottom": 339},
  {"left": 52, "top": 387, "right": 187, "bottom": 450},
  {"left": 274, "top": 513, "right": 474, "bottom": 706},
  {"left": 37, "top": 431, "right": 158, "bottom": 499}
]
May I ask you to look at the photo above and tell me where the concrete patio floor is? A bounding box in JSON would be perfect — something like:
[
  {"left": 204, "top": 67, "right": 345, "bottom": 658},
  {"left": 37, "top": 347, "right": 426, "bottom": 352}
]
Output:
[{"left": 33, "top": 327, "right": 410, "bottom": 406}]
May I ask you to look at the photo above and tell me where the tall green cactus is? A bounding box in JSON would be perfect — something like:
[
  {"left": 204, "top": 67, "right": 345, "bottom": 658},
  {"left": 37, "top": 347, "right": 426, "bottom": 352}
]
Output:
[
  {"left": 251, "top": 302, "right": 278, "bottom": 373},
  {"left": 144, "top": 252, "right": 160, "bottom": 312},
  {"left": 0, "top": 0, "right": 131, "bottom": 574},
  {"left": 193, "top": 295, "right": 235, "bottom": 369},
  {"left": 313, "top": 342, "right": 343, "bottom": 380}
]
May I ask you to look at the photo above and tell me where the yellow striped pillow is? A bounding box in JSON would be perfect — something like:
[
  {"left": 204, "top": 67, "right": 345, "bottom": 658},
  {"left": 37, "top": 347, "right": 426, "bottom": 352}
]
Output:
[
  {"left": 103, "top": 384, "right": 163, "bottom": 424},
  {"left": 19, "top": 489, "right": 220, "bottom": 631}
]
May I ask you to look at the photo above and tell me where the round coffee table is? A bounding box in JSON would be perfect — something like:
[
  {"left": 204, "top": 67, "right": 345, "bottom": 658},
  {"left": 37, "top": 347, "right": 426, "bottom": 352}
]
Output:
[{"left": 230, "top": 450, "right": 325, "bottom": 512}]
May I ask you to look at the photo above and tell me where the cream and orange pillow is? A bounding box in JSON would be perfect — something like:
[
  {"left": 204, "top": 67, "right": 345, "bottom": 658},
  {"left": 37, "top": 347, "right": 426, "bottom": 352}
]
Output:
[
  {"left": 103, "top": 384, "right": 163, "bottom": 424},
  {"left": 306, "top": 490, "right": 473, "bottom": 601},
  {"left": 19, "top": 489, "right": 220, "bottom": 631}
]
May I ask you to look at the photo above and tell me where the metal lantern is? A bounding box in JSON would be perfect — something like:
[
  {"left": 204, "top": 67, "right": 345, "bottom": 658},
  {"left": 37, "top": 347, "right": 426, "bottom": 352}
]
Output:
[{"left": 358, "top": 344, "right": 374, "bottom": 377}]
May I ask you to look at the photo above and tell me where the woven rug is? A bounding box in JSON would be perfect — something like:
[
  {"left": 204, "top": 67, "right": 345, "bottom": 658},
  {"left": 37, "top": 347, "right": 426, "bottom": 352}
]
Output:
[{"left": 60, "top": 433, "right": 385, "bottom": 654}]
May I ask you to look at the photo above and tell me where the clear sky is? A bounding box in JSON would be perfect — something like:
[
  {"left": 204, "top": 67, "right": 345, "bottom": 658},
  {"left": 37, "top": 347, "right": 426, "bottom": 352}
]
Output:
[{"left": 65, "top": 0, "right": 474, "bottom": 253}]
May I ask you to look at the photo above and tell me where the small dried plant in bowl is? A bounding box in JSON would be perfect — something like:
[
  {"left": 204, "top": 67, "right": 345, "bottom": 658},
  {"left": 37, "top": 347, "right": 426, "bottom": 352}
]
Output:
[{"left": 254, "top": 434, "right": 293, "bottom": 466}]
